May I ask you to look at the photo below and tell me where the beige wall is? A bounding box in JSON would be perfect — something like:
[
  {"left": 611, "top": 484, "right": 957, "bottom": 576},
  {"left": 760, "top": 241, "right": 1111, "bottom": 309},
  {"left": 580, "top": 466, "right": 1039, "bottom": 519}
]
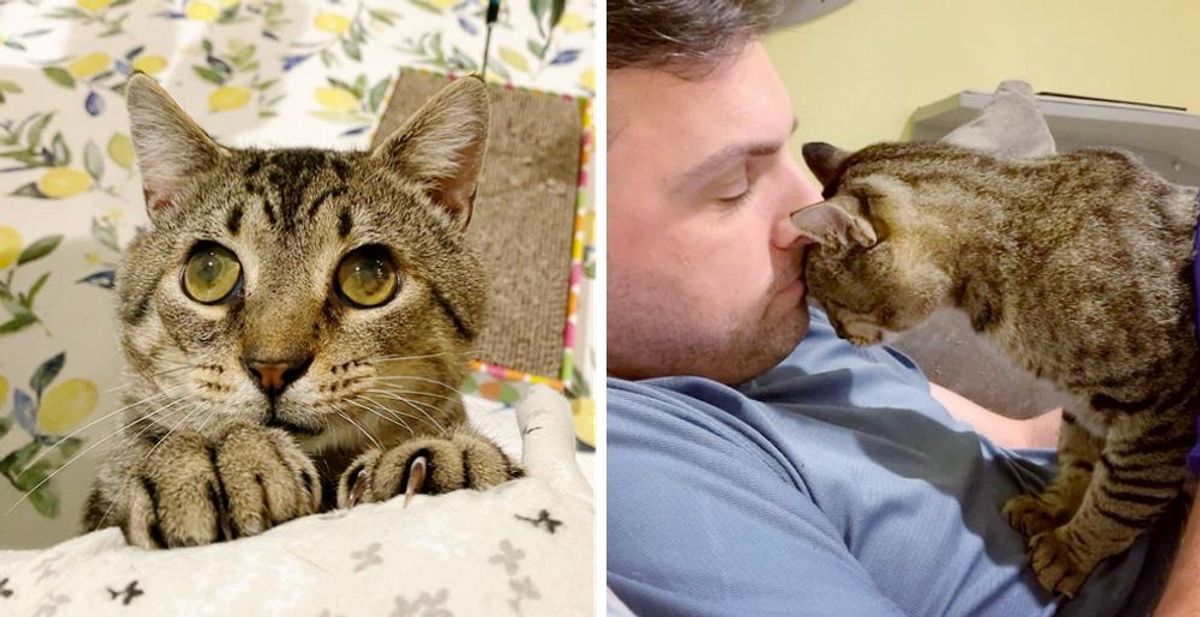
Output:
[{"left": 765, "top": 0, "right": 1200, "bottom": 157}]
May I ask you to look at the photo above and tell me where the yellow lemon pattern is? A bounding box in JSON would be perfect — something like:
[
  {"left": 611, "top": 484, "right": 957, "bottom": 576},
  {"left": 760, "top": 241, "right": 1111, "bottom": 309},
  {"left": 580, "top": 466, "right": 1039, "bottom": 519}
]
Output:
[
  {"left": 0, "top": 226, "right": 21, "bottom": 269},
  {"left": 0, "top": 375, "right": 8, "bottom": 407},
  {"left": 559, "top": 12, "right": 588, "bottom": 32},
  {"left": 66, "top": 52, "right": 110, "bottom": 79},
  {"left": 580, "top": 68, "right": 594, "bottom": 92},
  {"left": 131, "top": 54, "right": 168, "bottom": 75},
  {"left": 315, "top": 86, "right": 358, "bottom": 112},
  {"left": 37, "top": 168, "right": 92, "bottom": 198},
  {"left": 77, "top": 0, "right": 111, "bottom": 11},
  {"left": 499, "top": 47, "right": 529, "bottom": 73},
  {"left": 186, "top": 1, "right": 219, "bottom": 21},
  {"left": 107, "top": 133, "right": 135, "bottom": 169},
  {"left": 209, "top": 85, "right": 251, "bottom": 112},
  {"left": 37, "top": 379, "right": 98, "bottom": 435},
  {"left": 314, "top": 12, "right": 352, "bottom": 35},
  {"left": 572, "top": 397, "right": 595, "bottom": 447}
]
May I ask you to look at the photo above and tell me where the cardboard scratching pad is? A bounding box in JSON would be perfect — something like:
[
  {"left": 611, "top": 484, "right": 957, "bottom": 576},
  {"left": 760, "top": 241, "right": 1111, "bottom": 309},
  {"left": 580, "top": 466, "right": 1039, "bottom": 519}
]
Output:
[{"left": 372, "top": 71, "right": 583, "bottom": 382}]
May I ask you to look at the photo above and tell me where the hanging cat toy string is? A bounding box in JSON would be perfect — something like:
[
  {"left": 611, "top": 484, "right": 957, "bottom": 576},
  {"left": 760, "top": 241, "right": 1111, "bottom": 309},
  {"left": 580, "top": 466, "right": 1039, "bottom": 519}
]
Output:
[{"left": 478, "top": 0, "right": 501, "bottom": 80}]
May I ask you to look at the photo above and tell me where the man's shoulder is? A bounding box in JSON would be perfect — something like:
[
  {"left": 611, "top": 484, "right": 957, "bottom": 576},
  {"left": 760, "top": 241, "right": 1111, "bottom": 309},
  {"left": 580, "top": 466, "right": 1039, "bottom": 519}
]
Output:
[{"left": 607, "top": 375, "right": 752, "bottom": 432}]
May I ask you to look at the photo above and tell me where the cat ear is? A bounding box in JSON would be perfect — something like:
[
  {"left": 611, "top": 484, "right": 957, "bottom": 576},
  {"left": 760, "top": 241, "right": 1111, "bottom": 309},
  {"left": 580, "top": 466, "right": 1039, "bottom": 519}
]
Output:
[
  {"left": 126, "top": 74, "right": 229, "bottom": 215},
  {"left": 372, "top": 76, "right": 490, "bottom": 229},
  {"left": 801, "top": 142, "right": 851, "bottom": 187},
  {"left": 791, "top": 198, "right": 878, "bottom": 249}
]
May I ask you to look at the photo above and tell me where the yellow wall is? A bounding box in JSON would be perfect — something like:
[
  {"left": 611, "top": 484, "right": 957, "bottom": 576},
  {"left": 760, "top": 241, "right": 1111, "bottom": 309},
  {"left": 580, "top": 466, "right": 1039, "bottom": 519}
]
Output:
[{"left": 765, "top": 0, "right": 1200, "bottom": 156}]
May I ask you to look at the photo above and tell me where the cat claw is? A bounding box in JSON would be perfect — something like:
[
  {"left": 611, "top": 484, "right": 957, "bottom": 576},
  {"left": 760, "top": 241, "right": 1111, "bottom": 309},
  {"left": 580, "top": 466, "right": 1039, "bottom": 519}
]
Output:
[
  {"left": 404, "top": 456, "right": 428, "bottom": 507},
  {"left": 347, "top": 466, "right": 370, "bottom": 508}
]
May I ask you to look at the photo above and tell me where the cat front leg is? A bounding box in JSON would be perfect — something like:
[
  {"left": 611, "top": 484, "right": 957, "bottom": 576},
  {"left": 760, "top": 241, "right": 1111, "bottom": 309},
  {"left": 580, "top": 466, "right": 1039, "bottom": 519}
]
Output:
[
  {"left": 335, "top": 425, "right": 520, "bottom": 508},
  {"left": 84, "top": 419, "right": 322, "bottom": 548},
  {"left": 1003, "top": 411, "right": 1101, "bottom": 537},
  {"left": 1026, "top": 410, "right": 1191, "bottom": 597}
]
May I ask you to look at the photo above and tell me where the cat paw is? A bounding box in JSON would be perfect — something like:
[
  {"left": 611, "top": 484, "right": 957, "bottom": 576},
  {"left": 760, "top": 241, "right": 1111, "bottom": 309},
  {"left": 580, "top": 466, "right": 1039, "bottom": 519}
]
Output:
[
  {"left": 1003, "top": 494, "right": 1069, "bottom": 538},
  {"left": 336, "top": 431, "right": 518, "bottom": 508},
  {"left": 121, "top": 421, "right": 321, "bottom": 549},
  {"left": 1028, "top": 528, "right": 1092, "bottom": 598}
]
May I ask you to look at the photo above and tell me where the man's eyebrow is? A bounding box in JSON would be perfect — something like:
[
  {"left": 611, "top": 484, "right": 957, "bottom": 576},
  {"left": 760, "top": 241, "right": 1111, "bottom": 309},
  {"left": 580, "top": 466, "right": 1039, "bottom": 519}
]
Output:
[{"left": 670, "top": 117, "right": 799, "bottom": 194}]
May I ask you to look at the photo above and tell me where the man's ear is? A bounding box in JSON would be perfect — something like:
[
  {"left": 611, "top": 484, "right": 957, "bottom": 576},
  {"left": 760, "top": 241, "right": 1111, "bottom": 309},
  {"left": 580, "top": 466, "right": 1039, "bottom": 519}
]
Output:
[
  {"left": 371, "top": 76, "right": 490, "bottom": 230},
  {"left": 126, "top": 73, "right": 228, "bottom": 216},
  {"left": 801, "top": 141, "right": 851, "bottom": 187},
  {"left": 791, "top": 197, "right": 877, "bottom": 249}
]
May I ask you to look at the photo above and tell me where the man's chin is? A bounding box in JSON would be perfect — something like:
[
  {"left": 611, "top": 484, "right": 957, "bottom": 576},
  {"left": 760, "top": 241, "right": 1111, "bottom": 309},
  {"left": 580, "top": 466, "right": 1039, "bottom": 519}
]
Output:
[{"left": 722, "top": 299, "right": 811, "bottom": 384}]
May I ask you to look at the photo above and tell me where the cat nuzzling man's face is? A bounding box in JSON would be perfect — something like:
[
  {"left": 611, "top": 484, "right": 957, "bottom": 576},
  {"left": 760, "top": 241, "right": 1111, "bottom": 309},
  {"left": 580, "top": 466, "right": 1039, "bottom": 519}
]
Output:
[
  {"left": 795, "top": 141, "right": 958, "bottom": 346},
  {"left": 119, "top": 74, "right": 488, "bottom": 453}
]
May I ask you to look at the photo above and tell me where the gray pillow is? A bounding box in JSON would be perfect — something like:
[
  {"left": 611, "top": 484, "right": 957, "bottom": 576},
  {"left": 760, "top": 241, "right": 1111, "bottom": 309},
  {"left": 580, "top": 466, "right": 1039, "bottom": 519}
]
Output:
[{"left": 941, "top": 80, "right": 1057, "bottom": 159}]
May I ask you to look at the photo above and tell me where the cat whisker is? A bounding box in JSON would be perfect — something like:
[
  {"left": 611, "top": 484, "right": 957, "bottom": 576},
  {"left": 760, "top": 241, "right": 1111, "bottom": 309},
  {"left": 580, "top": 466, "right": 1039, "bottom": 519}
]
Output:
[
  {"left": 150, "top": 364, "right": 197, "bottom": 379},
  {"left": 369, "top": 374, "right": 468, "bottom": 395},
  {"left": 140, "top": 397, "right": 206, "bottom": 462},
  {"left": 349, "top": 396, "right": 415, "bottom": 436},
  {"left": 101, "top": 382, "right": 132, "bottom": 395},
  {"left": 3, "top": 397, "right": 196, "bottom": 518},
  {"left": 362, "top": 349, "right": 479, "bottom": 364},
  {"left": 332, "top": 404, "right": 383, "bottom": 450},
  {"left": 16, "top": 386, "right": 184, "bottom": 478},
  {"left": 361, "top": 388, "right": 449, "bottom": 434},
  {"left": 364, "top": 385, "right": 462, "bottom": 406},
  {"left": 194, "top": 404, "right": 221, "bottom": 435}
]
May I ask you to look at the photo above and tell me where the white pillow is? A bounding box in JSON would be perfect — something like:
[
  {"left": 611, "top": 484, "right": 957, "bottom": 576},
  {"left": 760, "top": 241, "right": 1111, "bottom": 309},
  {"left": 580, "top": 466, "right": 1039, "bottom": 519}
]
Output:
[{"left": 0, "top": 386, "right": 593, "bottom": 617}]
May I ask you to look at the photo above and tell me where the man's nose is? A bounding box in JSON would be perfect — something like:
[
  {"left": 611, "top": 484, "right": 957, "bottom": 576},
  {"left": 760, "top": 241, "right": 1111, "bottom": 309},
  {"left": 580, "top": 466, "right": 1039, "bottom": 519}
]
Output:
[
  {"left": 242, "top": 355, "right": 313, "bottom": 396},
  {"left": 772, "top": 163, "right": 824, "bottom": 250}
]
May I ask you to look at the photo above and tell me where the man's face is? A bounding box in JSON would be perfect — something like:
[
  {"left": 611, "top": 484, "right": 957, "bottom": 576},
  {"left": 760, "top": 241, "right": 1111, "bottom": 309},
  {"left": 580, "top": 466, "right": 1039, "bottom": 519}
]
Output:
[{"left": 608, "top": 42, "right": 823, "bottom": 384}]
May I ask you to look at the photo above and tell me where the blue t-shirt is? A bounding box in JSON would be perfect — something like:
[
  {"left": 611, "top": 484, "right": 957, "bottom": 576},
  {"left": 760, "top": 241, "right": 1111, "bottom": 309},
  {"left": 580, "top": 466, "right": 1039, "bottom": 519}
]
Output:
[{"left": 607, "top": 308, "right": 1183, "bottom": 617}]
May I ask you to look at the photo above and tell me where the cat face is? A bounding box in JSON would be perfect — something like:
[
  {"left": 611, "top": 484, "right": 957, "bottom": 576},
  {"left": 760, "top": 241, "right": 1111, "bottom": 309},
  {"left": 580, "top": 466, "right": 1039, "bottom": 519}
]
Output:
[
  {"left": 795, "top": 142, "right": 955, "bottom": 346},
  {"left": 117, "top": 74, "right": 489, "bottom": 452}
]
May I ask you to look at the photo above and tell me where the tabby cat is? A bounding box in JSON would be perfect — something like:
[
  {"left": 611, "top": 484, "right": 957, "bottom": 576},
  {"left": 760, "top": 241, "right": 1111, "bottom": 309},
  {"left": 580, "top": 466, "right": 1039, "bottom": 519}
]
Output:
[
  {"left": 794, "top": 140, "right": 1200, "bottom": 597},
  {"left": 82, "top": 73, "right": 518, "bottom": 549}
]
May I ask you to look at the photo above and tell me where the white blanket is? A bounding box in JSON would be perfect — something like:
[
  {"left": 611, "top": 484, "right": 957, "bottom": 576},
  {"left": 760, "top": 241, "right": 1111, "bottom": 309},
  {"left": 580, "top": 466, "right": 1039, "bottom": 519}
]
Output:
[{"left": 0, "top": 386, "right": 593, "bottom": 617}]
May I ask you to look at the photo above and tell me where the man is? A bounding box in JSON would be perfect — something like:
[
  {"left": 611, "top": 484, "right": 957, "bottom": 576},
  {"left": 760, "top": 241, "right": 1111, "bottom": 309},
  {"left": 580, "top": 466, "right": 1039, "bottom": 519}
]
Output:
[{"left": 606, "top": 1, "right": 1193, "bottom": 615}]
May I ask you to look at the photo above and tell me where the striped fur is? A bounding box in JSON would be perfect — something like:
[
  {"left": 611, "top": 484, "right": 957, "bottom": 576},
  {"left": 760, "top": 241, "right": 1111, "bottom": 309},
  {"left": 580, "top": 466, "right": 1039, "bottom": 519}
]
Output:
[
  {"left": 85, "top": 75, "right": 518, "bottom": 549},
  {"left": 799, "top": 140, "right": 1200, "bottom": 597}
]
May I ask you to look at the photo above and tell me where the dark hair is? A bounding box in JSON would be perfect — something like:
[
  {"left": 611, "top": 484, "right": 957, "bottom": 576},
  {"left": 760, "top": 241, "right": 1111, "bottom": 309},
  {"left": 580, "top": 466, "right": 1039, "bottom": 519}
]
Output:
[{"left": 608, "top": 0, "right": 783, "bottom": 75}]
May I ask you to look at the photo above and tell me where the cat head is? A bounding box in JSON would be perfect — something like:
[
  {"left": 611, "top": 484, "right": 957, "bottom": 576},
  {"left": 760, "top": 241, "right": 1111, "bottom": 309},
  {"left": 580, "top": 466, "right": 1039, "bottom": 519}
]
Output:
[
  {"left": 795, "top": 141, "right": 956, "bottom": 346},
  {"left": 117, "top": 73, "right": 489, "bottom": 451}
]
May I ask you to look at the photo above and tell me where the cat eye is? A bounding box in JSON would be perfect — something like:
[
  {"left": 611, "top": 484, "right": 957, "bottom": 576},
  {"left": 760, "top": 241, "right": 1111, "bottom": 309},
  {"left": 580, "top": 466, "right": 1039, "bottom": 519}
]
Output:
[
  {"left": 182, "top": 242, "right": 242, "bottom": 305},
  {"left": 335, "top": 245, "right": 399, "bottom": 308}
]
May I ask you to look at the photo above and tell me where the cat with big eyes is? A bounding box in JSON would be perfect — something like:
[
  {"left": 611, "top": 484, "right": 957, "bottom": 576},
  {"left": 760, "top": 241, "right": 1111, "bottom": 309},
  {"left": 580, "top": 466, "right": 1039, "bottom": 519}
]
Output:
[
  {"left": 81, "top": 73, "right": 518, "bottom": 549},
  {"left": 795, "top": 139, "right": 1199, "bottom": 597}
]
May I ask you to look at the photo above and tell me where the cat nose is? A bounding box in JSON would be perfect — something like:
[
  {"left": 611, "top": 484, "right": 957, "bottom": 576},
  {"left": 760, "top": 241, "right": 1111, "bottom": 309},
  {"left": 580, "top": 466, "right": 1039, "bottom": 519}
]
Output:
[{"left": 242, "top": 356, "right": 313, "bottom": 396}]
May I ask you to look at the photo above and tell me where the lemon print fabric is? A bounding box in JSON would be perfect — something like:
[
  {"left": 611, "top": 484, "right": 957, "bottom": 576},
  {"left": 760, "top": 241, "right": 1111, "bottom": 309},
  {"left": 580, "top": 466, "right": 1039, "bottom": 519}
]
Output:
[
  {"left": 36, "top": 379, "right": 98, "bottom": 435},
  {"left": 572, "top": 397, "right": 595, "bottom": 447},
  {"left": 315, "top": 86, "right": 358, "bottom": 112},
  {"left": 0, "top": 226, "right": 21, "bottom": 268},
  {"left": 209, "top": 85, "right": 251, "bottom": 112},
  {"left": 107, "top": 133, "right": 134, "bottom": 169},
  {"left": 131, "top": 54, "right": 168, "bottom": 75},
  {"left": 499, "top": 47, "right": 529, "bottom": 74},
  {"left": 66, "top": 52, "right": 110, "bottom": 79},
  {"left": 314, "top": 12, "right": 352, "bottom": 35},
  {"left": 186, "top": 0, "right": 219, "bottom": 21},
  {"left": 559, "top": 12, "right": 588, "bottom": 32},
  {"left": 37, "top": 167, "right": 92, "bottom": 198},
  {"left": 77, "top": 0, "right": 111, "bottom": 11}
]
